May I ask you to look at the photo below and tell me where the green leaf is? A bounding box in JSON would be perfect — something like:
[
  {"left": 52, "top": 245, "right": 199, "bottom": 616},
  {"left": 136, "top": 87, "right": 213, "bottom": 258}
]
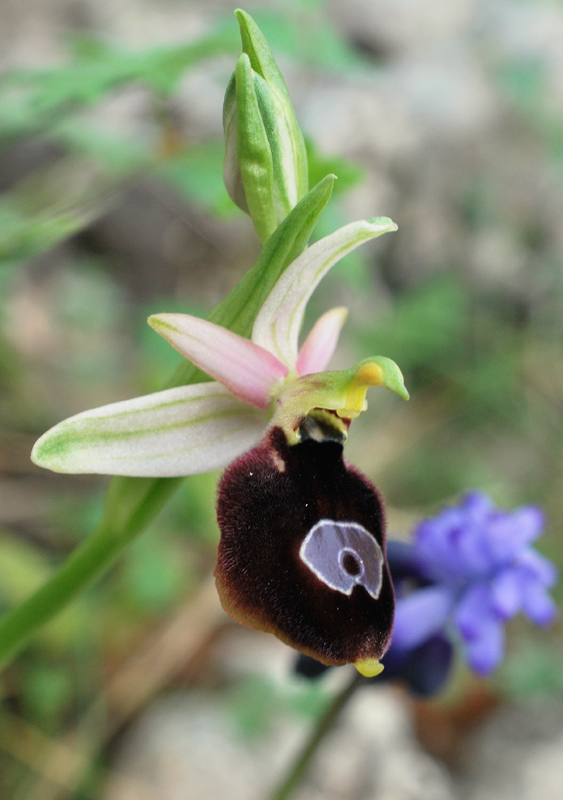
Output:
[
  {"left": 1, "top": 27, "right": 238, "bottom": 127},
  {"left": 52, "top": 117, "right": 149, "bottom": 175},
  {"left": 0, "top": 155, "right": 123, "bottom": 265},
  {"left": 0, "top": 201, "right": 89, "bottom": 264}
]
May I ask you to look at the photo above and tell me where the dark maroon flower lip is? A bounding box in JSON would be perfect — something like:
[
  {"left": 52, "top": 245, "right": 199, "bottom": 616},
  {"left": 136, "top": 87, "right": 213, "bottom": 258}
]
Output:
[{"left": 215, "top": 426, "right": 395, "bottom": 669}]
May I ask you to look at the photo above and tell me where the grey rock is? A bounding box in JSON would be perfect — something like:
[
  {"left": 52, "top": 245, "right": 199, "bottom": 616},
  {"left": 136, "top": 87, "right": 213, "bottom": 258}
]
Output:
[
  {"left": 459, "top": 701, "right": 563, "bottom": 800},
  {"left": 104, "top": 682, "right": 454, "bottom": 800}
]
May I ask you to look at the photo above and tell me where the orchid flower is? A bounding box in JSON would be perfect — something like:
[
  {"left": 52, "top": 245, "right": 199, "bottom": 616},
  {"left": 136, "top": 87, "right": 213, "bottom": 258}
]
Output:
[
  {"left": 31, "top": 216, "right": 407, "bottom": 479},
  {"left": 32, "top": 215, "right": 408, "bottom": 677}
]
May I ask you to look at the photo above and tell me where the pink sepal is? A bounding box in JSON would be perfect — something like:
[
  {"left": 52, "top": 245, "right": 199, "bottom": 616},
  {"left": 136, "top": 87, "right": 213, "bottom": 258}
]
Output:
[
  {"left": 149, "top": 313, "right": 287, "bottom": 409},
  {"left": 296, "top": 307, "right": 348, "bottom": 376}
]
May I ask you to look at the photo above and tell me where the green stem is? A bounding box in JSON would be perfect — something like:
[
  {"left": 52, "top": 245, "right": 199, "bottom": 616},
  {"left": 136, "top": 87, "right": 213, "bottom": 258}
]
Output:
[
  {"left": 0, "top": 476, "right": 182, "bottom": 668},
  {"left": 268, "top": 672, "right": 364, "bottom": 800}
]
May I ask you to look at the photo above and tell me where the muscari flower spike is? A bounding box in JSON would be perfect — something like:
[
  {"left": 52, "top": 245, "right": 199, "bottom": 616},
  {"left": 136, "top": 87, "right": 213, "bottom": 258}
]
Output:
[
  {"left": 32, "top": 216, "right": 408, "bottom": 676},
  {"left": 392, "top": 492, "right": 558, "bottom": 677}
]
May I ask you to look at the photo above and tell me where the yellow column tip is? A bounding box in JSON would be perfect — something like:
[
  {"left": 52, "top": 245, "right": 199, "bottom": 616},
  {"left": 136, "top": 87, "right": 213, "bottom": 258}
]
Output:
[
  {"left": 356, "top": 362, "right": 384, "bottom": 386},
  {"left": 354, "top": 658, "right": 384, "bottom": 678}
]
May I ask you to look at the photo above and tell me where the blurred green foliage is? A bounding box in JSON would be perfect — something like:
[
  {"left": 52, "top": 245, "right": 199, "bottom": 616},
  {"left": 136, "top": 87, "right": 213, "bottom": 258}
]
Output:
[
  {"left": 0, "top": 31, "right": 238, "bottom": 137},
  {"left": 229, "top": 674, "right": 331, "bottom": 738}
]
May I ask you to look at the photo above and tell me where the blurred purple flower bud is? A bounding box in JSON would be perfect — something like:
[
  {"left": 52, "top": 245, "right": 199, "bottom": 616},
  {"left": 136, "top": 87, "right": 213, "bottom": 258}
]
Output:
[{"left": 381, "top": 634, "right": 453, "bottom": 697}]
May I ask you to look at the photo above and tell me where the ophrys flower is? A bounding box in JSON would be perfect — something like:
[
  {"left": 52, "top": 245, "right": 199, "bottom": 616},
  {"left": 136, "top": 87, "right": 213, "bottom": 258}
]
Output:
[
  {"left": 31, "top": 216, "right": 407, "bottom": 676},
  {"left": 31, "top": 217, "right": 407, "bottom": 477}
]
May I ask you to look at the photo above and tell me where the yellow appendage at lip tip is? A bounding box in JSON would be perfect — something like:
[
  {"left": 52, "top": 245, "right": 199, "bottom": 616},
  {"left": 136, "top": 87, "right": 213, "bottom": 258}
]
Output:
[{"left": 354, "top": 658, "right": 384, "bottom": 678}]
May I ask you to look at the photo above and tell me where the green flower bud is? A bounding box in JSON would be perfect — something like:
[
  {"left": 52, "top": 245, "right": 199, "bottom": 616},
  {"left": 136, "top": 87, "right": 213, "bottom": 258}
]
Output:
[{"left": 223, "top": 9, "right": 309, "bottom": 244}]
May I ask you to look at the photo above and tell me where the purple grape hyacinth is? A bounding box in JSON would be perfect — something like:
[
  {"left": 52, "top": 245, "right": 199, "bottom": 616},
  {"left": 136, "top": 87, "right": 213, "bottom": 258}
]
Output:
[{"left": 392, "top": 492, "right": 558, "bottom": 676}]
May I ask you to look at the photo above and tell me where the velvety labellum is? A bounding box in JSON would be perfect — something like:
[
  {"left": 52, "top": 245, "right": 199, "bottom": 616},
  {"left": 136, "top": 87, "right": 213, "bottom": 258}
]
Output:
[
  {"left": 215, "top": 426, "right": 394, "bottom": 667},
  {"left": 299, "top": 520, "right": 384, "bottom": 599}
]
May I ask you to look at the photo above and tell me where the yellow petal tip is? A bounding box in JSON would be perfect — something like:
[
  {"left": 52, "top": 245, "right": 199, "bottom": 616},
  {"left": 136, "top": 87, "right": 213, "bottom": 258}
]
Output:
[{"left": 354, "top": 658, "right": 384, "bottom": 678}]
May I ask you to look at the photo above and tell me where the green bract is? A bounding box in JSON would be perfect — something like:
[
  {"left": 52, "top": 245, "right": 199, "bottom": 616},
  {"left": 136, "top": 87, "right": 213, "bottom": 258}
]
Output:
[{"left": 223, "top": 9, "right": 308, "bottom": 243}]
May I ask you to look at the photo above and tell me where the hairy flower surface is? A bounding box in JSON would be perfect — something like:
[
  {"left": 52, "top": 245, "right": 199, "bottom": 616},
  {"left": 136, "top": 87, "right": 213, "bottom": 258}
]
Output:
[
  {"left": 295, "top": 540, "right": 453, "bottom": 694},
  {"left": 392, "top": 492, "right": 558, "bottom": 675},
  {"left": 296, "top": 496, "right": 557, "bottom": 692},
  {"left": 216, "top": 427, "right": 394, "bottom": 669}
]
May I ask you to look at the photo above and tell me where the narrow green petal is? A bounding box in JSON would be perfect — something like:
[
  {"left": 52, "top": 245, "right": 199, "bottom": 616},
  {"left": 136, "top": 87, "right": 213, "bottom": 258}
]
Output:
[
  {"left": 252, "top": 217, "right": 398, "bottom": 368},
  {"left": 201, "top": 173, "right": 335, "bottom": 352},
  {"left": 31, "top": 383, "right": 268, "bottom": 477}
]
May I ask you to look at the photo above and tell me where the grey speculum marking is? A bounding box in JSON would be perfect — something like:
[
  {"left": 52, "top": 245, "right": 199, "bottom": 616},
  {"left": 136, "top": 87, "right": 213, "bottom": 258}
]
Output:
[{"left": 299, "top": 520, "right": 384, "bottom": 599}]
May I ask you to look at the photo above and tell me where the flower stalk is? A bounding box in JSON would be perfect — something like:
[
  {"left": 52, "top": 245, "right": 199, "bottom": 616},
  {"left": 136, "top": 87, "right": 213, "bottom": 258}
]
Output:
[{"left": 268, "top": 671, "right": 364, "bottom": 800}]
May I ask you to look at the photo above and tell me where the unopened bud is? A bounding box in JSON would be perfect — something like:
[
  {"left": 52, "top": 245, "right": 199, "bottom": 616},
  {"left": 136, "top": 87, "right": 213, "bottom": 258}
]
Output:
[{"left": 223, "top": 10, "right": 308, "bottom": 244}]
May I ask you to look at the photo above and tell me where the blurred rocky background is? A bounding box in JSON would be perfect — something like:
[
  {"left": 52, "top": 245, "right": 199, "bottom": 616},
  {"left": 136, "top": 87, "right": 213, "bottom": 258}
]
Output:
[{"left": 1, "top": 0, "right": 563, "bottom": 798}]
